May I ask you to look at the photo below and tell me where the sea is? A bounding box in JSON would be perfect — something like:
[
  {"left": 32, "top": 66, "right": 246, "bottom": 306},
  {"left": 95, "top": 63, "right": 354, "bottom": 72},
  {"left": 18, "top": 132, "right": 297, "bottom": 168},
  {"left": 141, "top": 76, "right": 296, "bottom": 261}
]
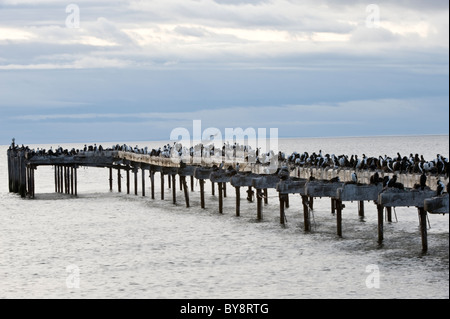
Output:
[{"left": 0, "top": 135, "right": 448, "bottom": 299}]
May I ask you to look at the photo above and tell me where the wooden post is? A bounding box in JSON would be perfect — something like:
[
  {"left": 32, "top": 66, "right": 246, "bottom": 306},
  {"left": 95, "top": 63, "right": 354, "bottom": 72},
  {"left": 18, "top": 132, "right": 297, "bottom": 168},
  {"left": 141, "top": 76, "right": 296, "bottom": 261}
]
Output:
[
  {"left": 223, "top": 182, "right": 227, "bottom": 198},
  {"left": 218, "top": 182, "right": 223, "bottom": 214},
  {"left": 141, "top": 169, "right": 145, "bottom": 197},
  {"left": 386, "top": 207, "right": 392, "bottom": 222},
  {"left": 418, "top": 207, "right": 428, "bottom": 252},
  {"left": 336, "top": 199, "right": 343, "bottom": 237},
  {"left": 257, "top": 188, "right": 263, "bottom": 220},
  {"left": 331, "top": 198, "right": 336, "bottom": 215},
  {"left": 117, "top": 168, "right": 122, "bottom": 193},
  {"left": 150, "top": 171, "right": 155, "bottom": 199},
  {"left": 182, "top": 176, "right": 190, "bottom": 208},
  {"left": 302, "top": 195, "right": 311, "bottom": 232},
  {"left": 64, "top": 166, "right": 68, "bottom": 194},
  {"left": 74, "top": 167, "right": 78, "bottom": 196},
  {"left": 109, "top": 167, "right": 113, "bottom": 191},
  {"left": 235, "top": 186, "right": 240, "bottom": 217},
  {"left": 179, "top": 175, "right": 183, "bottom": 191},
  {"left": 59, "top": 165, "right": 63, "bottom": 193},
  {"left": 358, "top": 201, "right": 365, "bottom": 217},
  {"left": 71, "top": 166, "right": 74, "bottom": 195},
  {"left": 377, "top": 204, "right": 384, "bottom": 244},
  {"left": 190, "top": 176, "right": 194, "bottom": 192},
  {"left": 247, "top": 186, "right": 253, "bottom": 202},
  {"left": 200, "top": 179, "right": 205, "bottom": 209},
  {"left": 211, "top": 181, "right": 215, "bottom": 196},
  {"left": 172, "top": 174, "right": 176, "bottom": 204},
  {"left": 285, "top": 194, "right": 289, "bottom": 208},
  {"left": 26, "top": 166, "right": 30, "bottom": 197},
  {"left": 134, "top": 169, "right": 138, "bottom": 196},
  {"left": 31, "top": 166, "right": 35, "bottom": 198},
  {"left": 54, "top": 166, "right": 58, "bottom": 193},
  {"left": 160, "top": 172, "right": 165, "bottom": 200},
  {"left": 309, "top": 196, "right": 314, "bottom": 210},
  {"left": 126, "top": 168, "right": 130, "bottom": 194},
  {"left": 264, "top": 188, "right": 268, "bottom": 205},
  {"left": 168, "top": 173, "right": 171, "bottom": 189},
  {"left": 279, "top": 194, "right": 285, "bottom": 225}
]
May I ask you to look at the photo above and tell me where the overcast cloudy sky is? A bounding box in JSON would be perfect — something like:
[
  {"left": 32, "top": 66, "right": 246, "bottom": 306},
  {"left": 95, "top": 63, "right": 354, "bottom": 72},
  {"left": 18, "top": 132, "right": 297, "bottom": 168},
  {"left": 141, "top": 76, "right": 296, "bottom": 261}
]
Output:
[{"left": 0, "top": 0, "right": 448, "bottom": 144}]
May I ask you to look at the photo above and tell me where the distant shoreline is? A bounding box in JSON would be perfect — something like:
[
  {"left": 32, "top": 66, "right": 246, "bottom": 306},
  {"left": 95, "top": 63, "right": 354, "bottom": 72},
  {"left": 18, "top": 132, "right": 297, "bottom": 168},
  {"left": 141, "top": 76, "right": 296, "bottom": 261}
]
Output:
[{"left": 1, "top": 134, "right": 448, "bottom": 148}]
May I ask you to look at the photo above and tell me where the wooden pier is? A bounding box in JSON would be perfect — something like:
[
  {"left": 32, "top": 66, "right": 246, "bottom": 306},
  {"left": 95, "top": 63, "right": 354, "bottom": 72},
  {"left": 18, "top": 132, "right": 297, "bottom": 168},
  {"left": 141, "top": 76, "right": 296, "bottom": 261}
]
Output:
[{"left": 7, "top": 140, "right": 449, "bottom": 252}]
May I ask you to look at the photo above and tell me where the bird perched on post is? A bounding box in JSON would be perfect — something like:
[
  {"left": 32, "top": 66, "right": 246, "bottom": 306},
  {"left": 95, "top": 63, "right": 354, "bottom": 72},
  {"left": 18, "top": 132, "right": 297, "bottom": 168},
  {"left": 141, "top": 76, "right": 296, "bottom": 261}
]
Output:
[
  {"left": 351, "top": 172, "right": 358, "bottom": 184},
  {"left": 437, "top": 180, "right": 445, "bottom": 196},
  {"left": 420, "top": 173, "right": 427, "bottom": 190},
  {"left": 387, "top": 175, "right": 398, "bottom": 188}
]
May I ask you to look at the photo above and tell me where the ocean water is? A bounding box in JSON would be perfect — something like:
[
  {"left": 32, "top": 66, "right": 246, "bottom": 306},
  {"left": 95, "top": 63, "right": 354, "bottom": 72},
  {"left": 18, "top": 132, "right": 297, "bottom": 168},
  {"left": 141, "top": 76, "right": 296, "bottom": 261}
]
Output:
[{"left": 0, "top": 135, "right": 448, "bottom": 299}]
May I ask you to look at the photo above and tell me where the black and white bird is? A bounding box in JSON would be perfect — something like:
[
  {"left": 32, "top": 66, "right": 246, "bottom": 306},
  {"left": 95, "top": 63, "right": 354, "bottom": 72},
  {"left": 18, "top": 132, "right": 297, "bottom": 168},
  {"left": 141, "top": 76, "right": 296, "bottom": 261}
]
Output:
[
  {"left": 351, "top": 172, "right": 358, "bottom": 183},
  {"left": 437, "top": 180, "right": 445, "bottom": 196},
  {"left": 387, "top": 175, "right": 398, "bottom": 188},
  {"left": 420, "top": 173, "right": 427, "bottom": 190}
]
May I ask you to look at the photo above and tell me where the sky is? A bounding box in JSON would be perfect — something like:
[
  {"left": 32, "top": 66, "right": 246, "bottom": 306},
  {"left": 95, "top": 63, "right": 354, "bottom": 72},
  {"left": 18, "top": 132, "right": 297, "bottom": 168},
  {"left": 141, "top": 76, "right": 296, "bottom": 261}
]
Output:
[{"left": 0, "top": 0, "right": 448, "bottom": 145}]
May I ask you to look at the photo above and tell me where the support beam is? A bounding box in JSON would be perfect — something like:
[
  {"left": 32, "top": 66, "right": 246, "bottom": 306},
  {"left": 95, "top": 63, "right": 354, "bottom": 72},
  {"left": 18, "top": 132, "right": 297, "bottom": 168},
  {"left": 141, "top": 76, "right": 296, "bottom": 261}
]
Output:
[
  {"left": 182, "top": 176, "right": 190, "bottom": 208},
  {"left": 74, "top": 167, "right": 78, "bottom": 196},
  {"left": 358, "top": 201, "right": 365, "bottom": 217},
  {"left": 117, "top": 168, "right": 122, "bottom": 193},
  {"left": 235, "top": 186, "right": 240, "bottom": 217},
  {"left": 172, "top": 174, "right": 176, "bottom": 204},
  {"left": 386, "top": 207, "right": 392, "bottom": 222},
  {"left": 160, "top": 172, "right": 164, "bottom": 200},
  {"left": 126, "top": 168, "right": 130, "bottom": 194},
  {"left": 418, "top": 207, "right": 428, "bottom": 252},
  {"left": 141, "top": 168, "right": 145, "bottom": 197},
  {"left": 279, "top": 194, "right": 285, "bottom": 225},
  {"left": 302, "top": 195, "right": 311, "bottom": 232},
  {"left": 109, "top": 167, "right": 113, "bottom": 191},
  {"left": 134, "top": 169, "right": 138, "bottom": 196},
  {"left": 377, "top": 204, "right": 384, "bottom": 245},
  {"left": 200, "top": 179, "right": 205, "bottom": 209},
  {"left": 336, "top": 199, "right": 343, "bottom": 237},
  {"left": 71, "top": 166, "right": 74, "bottom": 195},
  {"left": 218, "top": 182, "right": 223, "bottom": 214},
  {"left": 150, "top": 171, "right": 155, "bottom": 199},
  {"left": 54, "top": 166, "right": 58, "bottom": 193},
  {"left": 256, "top": 188, "right": 263, "bottom": 220}
]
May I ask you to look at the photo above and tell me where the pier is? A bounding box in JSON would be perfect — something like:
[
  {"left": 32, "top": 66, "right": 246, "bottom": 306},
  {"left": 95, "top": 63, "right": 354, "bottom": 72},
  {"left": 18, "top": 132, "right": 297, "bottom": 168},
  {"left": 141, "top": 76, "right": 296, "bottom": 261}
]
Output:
[{"left": 7, "top": 140, "right": 449, "bottom": 252}]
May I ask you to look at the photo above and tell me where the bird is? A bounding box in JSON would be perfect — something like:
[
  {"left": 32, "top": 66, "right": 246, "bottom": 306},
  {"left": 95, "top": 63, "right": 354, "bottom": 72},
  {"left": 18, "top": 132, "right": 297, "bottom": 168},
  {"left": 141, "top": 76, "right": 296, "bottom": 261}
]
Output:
[
  {"left": 351, "top": 172, "right": 358, "bottom": 183},
  {"left": 437, "top": 180, "right": 445, "bottom": 196},
  {"left": 420, "top": 173, "right": 427, "bottom": 190},
  {"left": 236, "top": 163, "right": 240, "bottom": 172},
  {"left": 370, "top": 172, "right": 380, "bottom": 184},
  {"left": 387, "top": 175, "right": 398, "bottom": 188}
]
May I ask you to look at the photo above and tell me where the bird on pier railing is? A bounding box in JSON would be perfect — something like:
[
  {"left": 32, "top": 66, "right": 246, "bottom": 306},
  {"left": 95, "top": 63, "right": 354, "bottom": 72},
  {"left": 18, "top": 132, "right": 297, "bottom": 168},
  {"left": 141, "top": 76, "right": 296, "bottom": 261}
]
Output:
[
  {"left": 370, "top": 172, "right": 380, "bottom": 185},
  {"left": 351, "top": 172, "right": 358, "bottom": 183},
  {"left": 420, "top": 173, "right": 427, "bottom": 190},
  {"left": 437, "top": 180, "right": 445, "bottom": 196}
]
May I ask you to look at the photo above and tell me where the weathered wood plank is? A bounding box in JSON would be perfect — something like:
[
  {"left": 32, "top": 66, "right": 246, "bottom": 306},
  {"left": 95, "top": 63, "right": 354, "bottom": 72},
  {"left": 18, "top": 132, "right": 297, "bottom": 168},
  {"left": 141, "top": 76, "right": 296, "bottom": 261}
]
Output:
[
  {"left": 337, "top": 183, "right": 383, "bottom": 202},
  {"left": 305, "top": 181, "right": 344, "bottom": 198},
  {"left": 378, "top": 189, "right": 436, "bottom": 208},
  {"left": 276, "top": 178, "right": 308, "bottom": 195},
  {"left": 424, "top": 194, "right": 449, "bottom": 214}
]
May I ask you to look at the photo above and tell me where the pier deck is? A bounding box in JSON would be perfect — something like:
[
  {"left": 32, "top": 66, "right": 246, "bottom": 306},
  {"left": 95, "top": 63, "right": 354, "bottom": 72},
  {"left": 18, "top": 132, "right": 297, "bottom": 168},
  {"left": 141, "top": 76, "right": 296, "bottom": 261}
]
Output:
[{"left": 7, "top": 141, "right": 449, "bottom": 252}]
